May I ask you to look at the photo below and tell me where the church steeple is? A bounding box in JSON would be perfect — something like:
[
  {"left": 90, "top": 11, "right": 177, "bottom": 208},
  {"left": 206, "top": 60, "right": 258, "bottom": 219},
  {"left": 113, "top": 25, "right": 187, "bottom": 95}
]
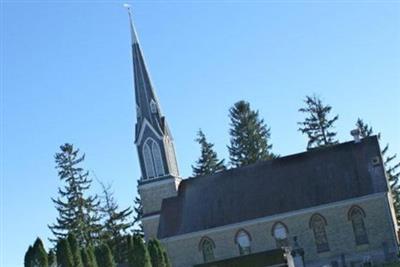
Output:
[{"left": 125, "top": 5, "right": 179, "bottom": 181}]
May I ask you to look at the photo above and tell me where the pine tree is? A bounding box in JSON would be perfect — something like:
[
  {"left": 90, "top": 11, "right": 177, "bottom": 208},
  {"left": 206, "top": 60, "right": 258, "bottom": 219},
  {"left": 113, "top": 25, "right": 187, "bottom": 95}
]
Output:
[
  {"left": 32, "top": 238, "right": 48, "bottom": 267},
  {"left": 148, "top": 239, "right": 167, "bottom": 267},
  {"left": 95, "top": 243, "right": 116, "bottom": 267},
  {"left": 192, "top": 129, "right": 225, "bottom": 177},
  {"left": 67, "top": 233, "right": 83, "bottom": 267},
  {"left": 127, "top": 235, "right": 152, "bottom": 267},
  {"left": 49, "top": 143, "right": 102, "bottom": 246},
  {"left": 24, "top": 245, "right": 34, "bottom": 267},
  {"left": 356, "top": 118, "right": 400, "bottom": 224},
  {"left": 56, "top": 238, "right": 74, "bottom": 267},
  {"left": 133, "top": 188, "right": 144, "bottom": 237},
  {"left": 228, "top": 100, "right": 274, "bottom": 167},
  {"left": 298, "top": 95, "right": 339, "bottom": 150},
  {"left": 98, "top": 181, "right": 133, "bottom": 264},
  {"left": 48, "top": 249, "right": 57, "bottom": 267}
]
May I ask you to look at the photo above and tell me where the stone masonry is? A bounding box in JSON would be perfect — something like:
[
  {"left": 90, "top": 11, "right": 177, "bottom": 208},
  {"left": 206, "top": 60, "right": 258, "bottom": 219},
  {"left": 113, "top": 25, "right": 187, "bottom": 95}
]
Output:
[{"left": 160, "top": 193, "right": 398, "bottom": 267}]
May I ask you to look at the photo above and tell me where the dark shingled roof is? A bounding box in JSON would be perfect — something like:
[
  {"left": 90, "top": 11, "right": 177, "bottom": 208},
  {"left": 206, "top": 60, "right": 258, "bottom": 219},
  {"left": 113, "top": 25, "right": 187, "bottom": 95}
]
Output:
[{"left": 158, "top": 136, "right": 388, "bottom": 239}]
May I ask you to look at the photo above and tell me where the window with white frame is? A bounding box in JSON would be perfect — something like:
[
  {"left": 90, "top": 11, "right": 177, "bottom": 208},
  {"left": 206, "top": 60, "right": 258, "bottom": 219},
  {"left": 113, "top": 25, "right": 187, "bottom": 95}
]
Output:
[
  {"left": 236, "top": 230, "right": 251, "bottom": 255},
  {"left": 272, "top": 222, "right": 289, "bottom": 248},
  {"left": 142, "top": 138, "right": 164, "bottom": 179}
]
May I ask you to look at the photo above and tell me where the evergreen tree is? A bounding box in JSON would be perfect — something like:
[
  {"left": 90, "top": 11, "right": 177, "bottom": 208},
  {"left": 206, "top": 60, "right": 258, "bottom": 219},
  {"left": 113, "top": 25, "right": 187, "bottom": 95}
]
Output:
[
  {"left": 32, "top": 238, "right": 48, "bottom": 267},
  {"left": 67, "top": 233, "right": 83, "bottom": 267},
  {"left": 56, "top": 238, "right": 74, "bottom": 267},
  {"left": 127, "top": 235, "right": 152, "bottom": 267},
  {"left": 24, "top": 245, "right": 34, "bottom": 267},
  {"left": 298, "top": 95, "right": 339, "bottom": 150},
  {"left": 81, "top": 248, "right": 91, "bottom": 267},
  {"left": 228, "top": 100, "right": 274, "bottom": 167},
  {"left": 49, "top": 143, "right": 102, "bottom": 246},
  {"left": 163, "top": 251, "right": 171, "bottom": 267},
  {"left": 192, "top": 129, "right": 225, "bottom": 177},
  {"left": 356, "top": 118, "right": 400, "bottom": 224},
  {"left": 356, "top": 118, "right": 373, "bottom": 138},
  {"left": 95, "top": 243, "right": 116, "bottom": 267},
  {"left": 98, "top": 181, "right": 133, "bottom": 264},
  {"left": 87, "top": 246, "right": 99, "bottom": 267},
  {"left": 133, "top": 188, "right": 144, "bottom": 237},
  {"left": 48, "top": 249, "right": 57, "bottom": 267},
  {"left": 148, "top": 239, "right": 167, "bottom": 267},
  {"left": 81, "top": 246, "right": 98, "bottom": 267},
  {"left": 127, "top": 235, "right": 134, "bottom": 266}
]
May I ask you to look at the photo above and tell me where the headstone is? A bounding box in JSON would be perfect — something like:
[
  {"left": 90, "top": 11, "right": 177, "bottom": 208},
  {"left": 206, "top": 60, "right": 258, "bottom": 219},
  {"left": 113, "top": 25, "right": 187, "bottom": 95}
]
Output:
[{"left": 285, "top": 237, "right": 305, "bottom": 267}]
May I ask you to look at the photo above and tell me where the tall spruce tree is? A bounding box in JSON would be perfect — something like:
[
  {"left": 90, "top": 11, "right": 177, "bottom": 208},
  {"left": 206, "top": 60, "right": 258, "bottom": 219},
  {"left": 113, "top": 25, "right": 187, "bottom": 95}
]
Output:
[
  {"left": 133, "top": 188, "right": 144, "bottom": 237},
  {"left": 98, "top": 181, "right": 133, "bottom": 263},
  {"left": 67, "top": 233, "right": 83, "bottom": 267},
  {"left": 56, "top": 238, "right": 74, "bottom": 267},
  {"left": 228, "top": 100, "right": 274, "bottom": 167},
  {"left": 95, "top": 243, "right": 116, "bottom": 267},
  {"left": 356, "top": 118, "right": 373, "bottom": 138},
  {"left": 356, "top": 118, "right": 400, "bottom": 224},
  {"left": 49, "top": 143, "right": 101, "bottom": 246},
  {"left": 127, "top": 235, "right": 152, "bottom": 267},
  {"left": 48, "top": 249, "right": 57, "bottom": 267},
  {"left": 192, "top": 129, "right": 225, "bottom": 177},
  {"left": 298, "top": 95, "right": 339, "bottom": 150},
  {"left": 32, "top": 238, "right": 48, "bottom": 267}
]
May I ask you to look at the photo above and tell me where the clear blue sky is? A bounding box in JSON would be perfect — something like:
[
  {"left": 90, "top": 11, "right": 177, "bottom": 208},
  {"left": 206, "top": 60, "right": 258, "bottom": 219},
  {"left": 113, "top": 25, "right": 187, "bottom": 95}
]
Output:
[{"left": 2, "top": 1, "right": 400, "bottom": 266}]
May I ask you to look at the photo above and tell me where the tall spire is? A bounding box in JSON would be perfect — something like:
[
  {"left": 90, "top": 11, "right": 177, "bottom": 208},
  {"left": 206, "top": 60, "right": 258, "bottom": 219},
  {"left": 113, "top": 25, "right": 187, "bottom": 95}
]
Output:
[
  {"left": 124, "top": 4, "right": 139, "bottom": 45},
  {"left": 125, "top": 5, "right": 179, "bottom": 180},
  {"left": 124, "top": 4, "right": 163, "bottom": 140}
]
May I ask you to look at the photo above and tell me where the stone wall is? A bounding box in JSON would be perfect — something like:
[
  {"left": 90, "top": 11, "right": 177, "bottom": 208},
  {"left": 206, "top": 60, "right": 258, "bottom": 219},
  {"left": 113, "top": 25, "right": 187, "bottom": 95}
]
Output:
[
  {"left": 161, "top": 194, "right": 398, "bottom": 267},
  {"left": 142, "top": 215, "right": 160, "bottom": 240},
  {"left": 139, "top": 177, "right": 181, "bottom": 239}
]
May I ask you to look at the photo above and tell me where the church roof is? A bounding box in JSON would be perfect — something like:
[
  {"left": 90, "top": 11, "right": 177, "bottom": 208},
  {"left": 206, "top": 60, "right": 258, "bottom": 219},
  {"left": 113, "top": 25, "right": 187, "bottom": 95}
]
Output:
[{"left": 158, "top": 136, "right": 388, "bottom": 239}]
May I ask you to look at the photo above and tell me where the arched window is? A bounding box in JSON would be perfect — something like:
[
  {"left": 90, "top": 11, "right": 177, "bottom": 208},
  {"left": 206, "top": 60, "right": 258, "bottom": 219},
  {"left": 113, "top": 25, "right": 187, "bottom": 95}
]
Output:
[
  {"left": 309, "top": 213, "right": 330, "bottom": 253},
  {"left": 143, "top": 142, "right": 155, "bottom": 179},
  {"left": 348, "top": 206, "right": 368, "bottom": 245},
  {"left": 199, "top": 237, "right": 215, "bottom": 263},
  {"left": 151, "top": 141, "right": 164, "bottom": 176},
  {"left": 142, "top": 138, "right": 164, "bottom": 179},
  {"left": 272, "top": 222, "right": 289, "bottom": 248},
  {"left": 235, "top": 229, "right": 251, "bottom": 255}
]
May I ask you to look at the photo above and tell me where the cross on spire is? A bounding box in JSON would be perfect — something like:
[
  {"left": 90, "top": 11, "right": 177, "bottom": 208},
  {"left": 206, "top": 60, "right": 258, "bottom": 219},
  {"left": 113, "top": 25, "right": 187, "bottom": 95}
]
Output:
[{"left": 124, "top": 4, "right": 140, "bottom": 45}]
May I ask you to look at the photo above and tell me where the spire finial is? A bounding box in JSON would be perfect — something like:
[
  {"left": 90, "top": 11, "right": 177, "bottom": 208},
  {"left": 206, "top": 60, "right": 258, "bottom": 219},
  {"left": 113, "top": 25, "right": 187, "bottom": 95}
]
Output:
[{"left": 123, "top": 3, "right": 139, "bottom": 44}]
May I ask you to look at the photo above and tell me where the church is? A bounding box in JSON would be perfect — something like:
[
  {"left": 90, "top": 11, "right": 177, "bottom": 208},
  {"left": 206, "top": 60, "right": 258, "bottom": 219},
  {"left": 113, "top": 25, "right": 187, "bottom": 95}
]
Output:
[{"left": 125, "top": 9, "right": 399, "bottom": 267}]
